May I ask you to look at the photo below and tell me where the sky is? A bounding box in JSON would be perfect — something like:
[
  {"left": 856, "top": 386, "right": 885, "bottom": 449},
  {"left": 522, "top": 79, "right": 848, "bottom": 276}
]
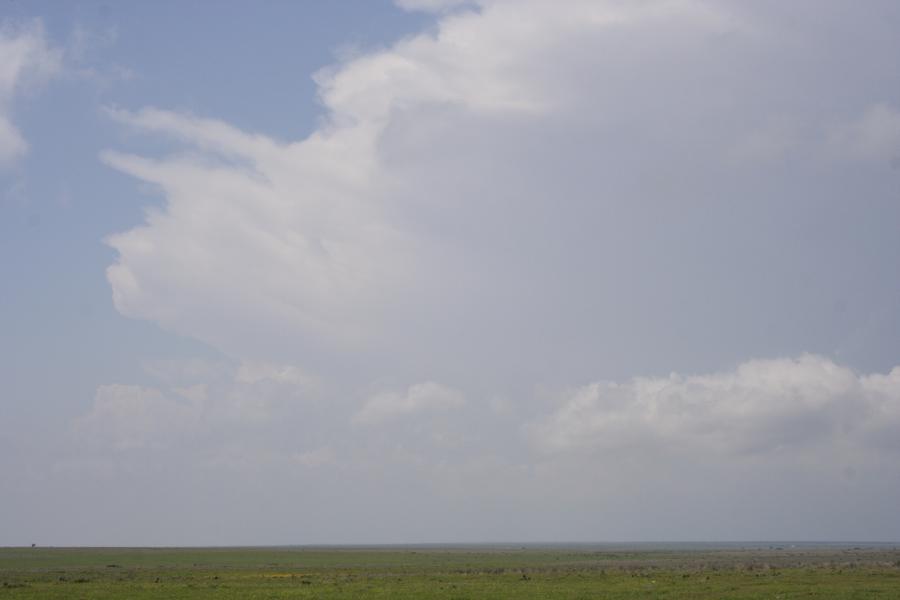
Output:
[{"left": 1, "top": 0, "right": 899, "bottom": 546}]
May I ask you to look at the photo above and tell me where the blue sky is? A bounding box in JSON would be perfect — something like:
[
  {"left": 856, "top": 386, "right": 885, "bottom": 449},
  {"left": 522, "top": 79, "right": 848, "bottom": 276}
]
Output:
[{"left": 2, "top": 0, "right": 900, "bottom": 545}]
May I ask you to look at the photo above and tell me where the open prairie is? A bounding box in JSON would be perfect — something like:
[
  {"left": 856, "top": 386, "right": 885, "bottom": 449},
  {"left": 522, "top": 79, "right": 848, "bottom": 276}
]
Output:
[{"left": 1, "top": 544, "right": 899, "bottom": 599}]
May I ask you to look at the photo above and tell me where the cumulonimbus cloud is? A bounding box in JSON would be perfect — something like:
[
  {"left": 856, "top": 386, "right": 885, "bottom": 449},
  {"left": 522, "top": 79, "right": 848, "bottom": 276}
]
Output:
[
  {"left": 99, "top": 0, "right": 750, "bottom": 367},
  {"left": 101, "top": 0, "right": 900, "bottom": 400}
]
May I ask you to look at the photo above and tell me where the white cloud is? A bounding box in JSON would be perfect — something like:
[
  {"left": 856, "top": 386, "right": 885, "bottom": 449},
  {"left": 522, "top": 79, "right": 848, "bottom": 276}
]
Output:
[
  {"left": 0, "top": 20, "right": 61, "bottom": 167},
  {"left": 100, "top": 107, "right": 415, "bottom": 358},
  {"left": 74, "top": 384, "right": 203, "bottom": 451},
  {"left": 353, "top": 381, "right": 465, "bottom": 425},
  {"left": 530, "top": 355, "right": 900, "bottom": 456},
  {"left": 100, "top": 0, "right": 748, "bottom": 368},
  {"left": 73, "top": 360, "right": 317, "bottom": 451}
]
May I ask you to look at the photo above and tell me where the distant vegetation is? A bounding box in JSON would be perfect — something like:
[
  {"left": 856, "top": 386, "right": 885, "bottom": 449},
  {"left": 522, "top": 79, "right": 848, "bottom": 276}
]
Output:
[{"left": 1, "top": 545, "right": 899, "bottom": 598}]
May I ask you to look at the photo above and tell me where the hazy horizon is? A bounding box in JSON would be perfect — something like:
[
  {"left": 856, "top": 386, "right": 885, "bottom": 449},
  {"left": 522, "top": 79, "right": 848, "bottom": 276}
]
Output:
[{"left": 7, "top": 541, "right": 900, "bottom": 550}]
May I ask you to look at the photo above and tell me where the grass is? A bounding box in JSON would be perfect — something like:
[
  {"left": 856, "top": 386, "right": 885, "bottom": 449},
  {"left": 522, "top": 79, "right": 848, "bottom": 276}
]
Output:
[{"left": 1, "top": 544, "right": 899, "bottom": 598}]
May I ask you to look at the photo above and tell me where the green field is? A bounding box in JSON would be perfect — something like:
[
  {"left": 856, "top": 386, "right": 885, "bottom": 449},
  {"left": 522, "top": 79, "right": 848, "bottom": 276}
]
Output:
[{"left": 1, "top": 544, "right": 899, "bottom": 598}]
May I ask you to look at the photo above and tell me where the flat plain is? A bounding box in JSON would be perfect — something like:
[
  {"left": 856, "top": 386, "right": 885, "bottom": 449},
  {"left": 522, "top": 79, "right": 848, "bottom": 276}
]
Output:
[{"left": 1, "top": 544, "right": 899, "bottom": 598}]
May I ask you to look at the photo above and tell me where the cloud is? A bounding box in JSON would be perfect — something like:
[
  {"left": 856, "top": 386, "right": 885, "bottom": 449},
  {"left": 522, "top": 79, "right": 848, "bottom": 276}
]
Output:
[
  {"left": 0, "top": 20, "right": 61, "bottom": 167},
  {"left": 100, "top": 106, "right": 416, "bottom": 360},
  {"left": 353, "top": 381, "right": 465, "bottom": 425},
  {"left": 73, "top": 360, "right": 317, "bottom": 451},
  {"left": 74, "top": 384, "right": 205, "bottom": 451},
  {"left": 98, "top": 0, "right": 760, "bottom": 372},
  {"left": 530, "top": 354, "right": 900, "bottom": 457},
  {"left": 59, "top": 353, "right": 900, "bottom": 543}
]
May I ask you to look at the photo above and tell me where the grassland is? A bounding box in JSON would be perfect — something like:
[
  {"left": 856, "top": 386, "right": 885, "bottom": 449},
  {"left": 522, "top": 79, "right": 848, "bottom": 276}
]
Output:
[{"left": 1, "top": 544, "right": 899, "bottom": 598}]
